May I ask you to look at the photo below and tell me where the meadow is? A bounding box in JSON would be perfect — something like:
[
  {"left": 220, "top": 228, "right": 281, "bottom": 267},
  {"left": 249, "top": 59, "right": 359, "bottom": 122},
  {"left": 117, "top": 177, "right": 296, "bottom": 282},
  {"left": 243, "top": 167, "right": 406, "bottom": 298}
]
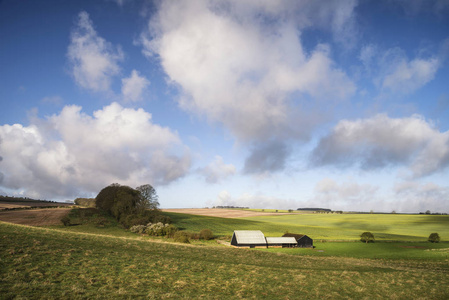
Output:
[
  {"left": 1, "top": 221, "right": 449, "bottom": 299},
  {"left": 165, "top": 211, "right": 449, "bottom": 241},
  {"left": 1, "top": 208, "right": 449, "bottom": 298}
]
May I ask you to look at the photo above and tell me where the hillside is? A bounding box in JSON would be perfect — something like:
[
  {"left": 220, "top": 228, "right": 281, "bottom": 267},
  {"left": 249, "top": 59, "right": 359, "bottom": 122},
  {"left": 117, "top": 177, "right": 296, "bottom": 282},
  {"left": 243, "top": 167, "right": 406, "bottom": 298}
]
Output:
[{"left": 1, "top": 221, "right": 448, "bottom": 299}]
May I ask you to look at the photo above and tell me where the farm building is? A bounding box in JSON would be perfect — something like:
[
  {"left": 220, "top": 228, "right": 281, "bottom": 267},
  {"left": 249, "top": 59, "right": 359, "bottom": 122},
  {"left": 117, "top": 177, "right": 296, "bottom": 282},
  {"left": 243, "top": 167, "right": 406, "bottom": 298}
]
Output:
[
  {"left": 265, "top": 237, "right": 298, "bottom": 248},
  {"left": 231, "top": 230, "right": 267, "bottom": 248},
  {"left": 282, "top": 233, "right": 313, "bottom": 248}
]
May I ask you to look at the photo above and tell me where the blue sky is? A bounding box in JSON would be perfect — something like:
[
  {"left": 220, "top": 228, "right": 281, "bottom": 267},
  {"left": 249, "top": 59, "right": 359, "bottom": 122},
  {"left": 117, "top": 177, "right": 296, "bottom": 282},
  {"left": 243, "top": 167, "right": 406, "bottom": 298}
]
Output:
[{"left": 1, "top": 0, "right": 449, "bottom": 213}]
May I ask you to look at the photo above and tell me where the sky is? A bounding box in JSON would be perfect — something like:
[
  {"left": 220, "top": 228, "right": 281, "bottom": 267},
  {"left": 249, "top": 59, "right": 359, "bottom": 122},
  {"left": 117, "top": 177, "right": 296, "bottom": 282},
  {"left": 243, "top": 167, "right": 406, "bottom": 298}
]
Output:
[{"left": 1, "top": 0, "right": 449, "bottom": 213}]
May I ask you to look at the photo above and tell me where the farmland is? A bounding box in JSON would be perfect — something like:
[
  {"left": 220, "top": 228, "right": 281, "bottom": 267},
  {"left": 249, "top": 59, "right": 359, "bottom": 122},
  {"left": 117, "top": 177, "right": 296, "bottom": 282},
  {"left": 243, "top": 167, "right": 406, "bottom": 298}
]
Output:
[{"left": 1, "top": 207, "right": 449, "bottom": 298}]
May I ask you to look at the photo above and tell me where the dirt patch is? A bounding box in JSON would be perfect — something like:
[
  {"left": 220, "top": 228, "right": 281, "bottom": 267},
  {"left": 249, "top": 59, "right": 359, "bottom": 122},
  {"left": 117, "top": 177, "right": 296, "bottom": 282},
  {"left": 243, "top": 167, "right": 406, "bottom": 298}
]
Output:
[
  {"left": 398, "top": 245, "right": 428, "bottom": 249},
  {"left": 162, "top": 208, "right": 296, "bottom": 218},
  {"left": 0, "top": 208, "right": 71, "bottom": 226}
]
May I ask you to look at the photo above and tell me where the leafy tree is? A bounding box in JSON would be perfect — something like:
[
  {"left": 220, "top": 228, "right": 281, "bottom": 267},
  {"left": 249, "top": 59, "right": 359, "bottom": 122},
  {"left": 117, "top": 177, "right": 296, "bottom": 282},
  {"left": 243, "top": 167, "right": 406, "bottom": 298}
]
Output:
[
  {"left": 360, "top": 232, "right": 375, "bottom": 243},
  {"left": 136, "top": 184, "right": 159, "bottom": 211},
  {"left": 428, "top": 233, "right": 440, "bottom": 243}
]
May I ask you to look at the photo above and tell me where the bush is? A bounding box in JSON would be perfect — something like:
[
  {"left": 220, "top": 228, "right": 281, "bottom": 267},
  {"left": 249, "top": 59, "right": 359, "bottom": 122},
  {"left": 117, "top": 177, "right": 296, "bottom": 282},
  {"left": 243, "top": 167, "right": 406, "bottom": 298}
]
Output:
[
  {"left": 199, "top": 229, "right": 214, "bottom": 240},
  {"left": 428, "top": 233, "right": 440, "bottom": 243},
  {"left": 61, "top": 216, "right": 71, "bottom": 226},
  {"left": 174, "top": 231, "right": 190, "bottom": 243},
  {"left": 164, "top": 224, "right": 178, "bottom": 238},
  {"left": 130, "top": 225, "right": 147, "bottom": 234},
  {"left": 360, "top": 232, "right": 375, "bottom": 243}
]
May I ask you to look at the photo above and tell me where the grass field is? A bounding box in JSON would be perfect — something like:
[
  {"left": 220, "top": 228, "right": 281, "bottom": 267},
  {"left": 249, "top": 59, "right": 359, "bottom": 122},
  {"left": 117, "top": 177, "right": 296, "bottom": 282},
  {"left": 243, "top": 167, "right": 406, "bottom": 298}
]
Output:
[
  {"left": 1, "top": 221, "right": 449, "bottom": 299},
  {"left": 165, "top": 211, "right": 449, "bottom": 241}
]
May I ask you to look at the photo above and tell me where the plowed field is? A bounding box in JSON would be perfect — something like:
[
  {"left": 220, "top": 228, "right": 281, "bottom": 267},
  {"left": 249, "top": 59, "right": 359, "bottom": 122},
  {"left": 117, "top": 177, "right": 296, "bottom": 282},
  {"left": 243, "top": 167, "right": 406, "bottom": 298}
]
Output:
[{"left": 0, "top": 208, "right": 70, "bottom": 226}]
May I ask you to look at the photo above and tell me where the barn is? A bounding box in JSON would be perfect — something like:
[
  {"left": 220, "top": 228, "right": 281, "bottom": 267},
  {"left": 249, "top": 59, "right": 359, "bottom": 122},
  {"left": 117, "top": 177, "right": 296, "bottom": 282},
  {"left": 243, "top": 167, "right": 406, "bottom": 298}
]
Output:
[
  {"left": 282, "top": 233, "right": 313, "bottom": 248},
  {"left": 231, "top": 230, "right": 267, "bottom": 248},
  {"left": 265, "top": 237, "right": 298, "bottom": 248}
]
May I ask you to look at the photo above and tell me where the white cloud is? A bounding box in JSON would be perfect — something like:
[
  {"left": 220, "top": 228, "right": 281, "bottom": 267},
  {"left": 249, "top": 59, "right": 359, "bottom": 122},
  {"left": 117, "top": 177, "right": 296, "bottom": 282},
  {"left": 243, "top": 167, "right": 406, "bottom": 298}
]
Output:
[
  {"left": 121, "top": 70, "right": 150, "bottom": 102},
  {"left": 67, "top": 11, "right": 124, "bottom": 93},
  {"left": 394, "top": 180, "right": 449, "bottom": 213},
  {"left": 197, "top": 156, "right": 236, "bottom": 184},
  {"left": 379, "top": 48, "right": 440, "bottom": 94},
  {"left": 142, "top": 1, "right": 356, "bottom": 144},
  {"left": 0, "top": 103, "right": 191, "bottom": 199},
  {"left": 311, "top": 114, "right": 449, "bottom": 177},
  {"left": 312, "top": 178, "right": 380, "bottom": 211}
]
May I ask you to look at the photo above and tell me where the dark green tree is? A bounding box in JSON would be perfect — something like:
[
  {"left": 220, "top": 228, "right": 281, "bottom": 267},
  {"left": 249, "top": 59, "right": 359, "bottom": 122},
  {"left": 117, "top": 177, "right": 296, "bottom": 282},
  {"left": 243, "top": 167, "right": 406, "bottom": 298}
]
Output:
[
  {"left": 428, "top": 233, "right": 440, "bottom": 243},
  {"left": 360, "top": 232, "right": 375, "bottom": 243}
]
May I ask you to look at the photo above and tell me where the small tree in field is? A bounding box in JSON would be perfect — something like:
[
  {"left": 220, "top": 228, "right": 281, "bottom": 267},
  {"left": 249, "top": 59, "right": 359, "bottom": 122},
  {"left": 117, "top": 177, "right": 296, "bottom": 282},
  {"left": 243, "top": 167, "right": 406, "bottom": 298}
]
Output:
[
  {"left": 428, "top": 233, "right": 440, "bottom": 243},
  {"left": 360, "top": 232, "right": 375, "bottom": 243}
]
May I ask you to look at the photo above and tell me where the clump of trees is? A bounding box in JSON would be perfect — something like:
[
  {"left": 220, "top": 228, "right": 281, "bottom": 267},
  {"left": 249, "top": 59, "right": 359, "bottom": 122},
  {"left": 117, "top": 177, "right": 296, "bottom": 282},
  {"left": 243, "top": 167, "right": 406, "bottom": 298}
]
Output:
[
  {"left": 95, "top": 183, "right": 167, "bottom": 228},
  {"left": 360, "top": 232, "right": 375, "bottom": 243},
  {"left": 428, "top": 233, "right": 440, "bottom": 243}
]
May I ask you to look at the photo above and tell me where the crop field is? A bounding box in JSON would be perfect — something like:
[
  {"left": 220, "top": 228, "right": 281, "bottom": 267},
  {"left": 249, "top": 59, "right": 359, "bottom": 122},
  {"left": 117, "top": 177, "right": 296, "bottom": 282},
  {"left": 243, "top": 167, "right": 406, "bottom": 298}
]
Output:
[{"left": 1, "top": 221, "right": 449, "bottom": 299}]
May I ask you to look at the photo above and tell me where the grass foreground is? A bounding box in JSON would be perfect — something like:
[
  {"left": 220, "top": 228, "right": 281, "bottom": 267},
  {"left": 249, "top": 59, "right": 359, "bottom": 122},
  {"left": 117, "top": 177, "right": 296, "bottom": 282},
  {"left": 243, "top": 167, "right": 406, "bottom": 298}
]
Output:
[{"left": 1, "top": 221, "right": 449, "bottom": 299}]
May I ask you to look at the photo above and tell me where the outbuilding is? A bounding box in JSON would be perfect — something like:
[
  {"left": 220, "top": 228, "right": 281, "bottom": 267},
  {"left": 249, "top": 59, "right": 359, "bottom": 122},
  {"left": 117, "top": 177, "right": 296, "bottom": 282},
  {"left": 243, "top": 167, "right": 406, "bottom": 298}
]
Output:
[
  {"left": 282, "top": 233, "right": 313, "bottom": 248},
  {"left": 265, "top": 237, "right": 298, "bottom": 248},
  {"left": 231, "top": 230, "right": 267, "bottom": 248}
]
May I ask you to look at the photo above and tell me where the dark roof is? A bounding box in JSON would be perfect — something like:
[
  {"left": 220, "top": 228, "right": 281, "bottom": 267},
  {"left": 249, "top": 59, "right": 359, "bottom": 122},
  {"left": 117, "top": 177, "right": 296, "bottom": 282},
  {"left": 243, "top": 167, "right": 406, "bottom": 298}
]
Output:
[{"left": 282, "top": 233, "right": 306, "bottom": 239}]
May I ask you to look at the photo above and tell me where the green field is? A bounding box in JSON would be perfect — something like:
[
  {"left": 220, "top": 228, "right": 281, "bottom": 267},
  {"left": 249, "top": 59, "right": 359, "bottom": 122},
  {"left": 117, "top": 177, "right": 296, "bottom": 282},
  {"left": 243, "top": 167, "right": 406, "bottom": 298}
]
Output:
[
  {"left": 1, "top": 221, "right": 449, "bottom": 299},
  {"left": 166, "top": 211, "right": 449, "bottom": 241},
  {"left": 1, "top": 210, "right": 449, "bottom": 298}
]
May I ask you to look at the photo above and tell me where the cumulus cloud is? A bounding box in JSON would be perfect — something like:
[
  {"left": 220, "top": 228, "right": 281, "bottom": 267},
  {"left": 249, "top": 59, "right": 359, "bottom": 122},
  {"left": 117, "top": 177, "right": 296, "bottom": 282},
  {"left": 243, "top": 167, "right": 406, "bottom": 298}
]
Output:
[
  {"left": 121, "top": 70, "right": 150, "bottom": 102},
  {"left": 311, "top": 114, "right": 449, "bottom": 177},
  {"left": 140, "top": 1, "right": 356, "bottom": 174},
  {"left": 0, "top": 103, "right": 191, "bottom": 199},
  {"left": 378, "top": 48, "right": 440, "bottom": 94},
  {"left": 67, "top": 11, "right": 124, "bottom": 93},
  {"left": 312, "top": 178, "right": 380, "bottom": 211},
  {"left": 142, "top": 1, "right": 355, "bottom": 141},
  {"left": 213, "top": 190, "right": 299, "bottom": 210},
  {"left": 243, "top": 140, "right": 290, "bottom": 174},
  {"left": 394, "top": 180, "right": 449, "bottom": 213},
  {"left": 197, "top": 156, "right": 236, "bottom": 184}
]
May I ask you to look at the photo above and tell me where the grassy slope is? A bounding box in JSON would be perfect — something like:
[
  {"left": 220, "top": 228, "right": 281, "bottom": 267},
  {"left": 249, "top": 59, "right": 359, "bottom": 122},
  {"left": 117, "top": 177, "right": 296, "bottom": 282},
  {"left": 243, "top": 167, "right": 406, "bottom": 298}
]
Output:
[
  {"left": 1, "top": 221, "right": 449, "bottom": 299},
  {"left": 166, "top": 212, "right": 449, "bottom": 241}
]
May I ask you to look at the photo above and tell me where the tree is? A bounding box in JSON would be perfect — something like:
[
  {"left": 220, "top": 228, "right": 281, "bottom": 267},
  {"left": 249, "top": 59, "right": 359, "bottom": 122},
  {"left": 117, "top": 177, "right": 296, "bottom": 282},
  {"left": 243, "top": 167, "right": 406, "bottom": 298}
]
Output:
[
  {"left": 428, "top": 233, "right": 440, "bottom": 243},
  {"left": 360, "top": 232, "right": 375, "bottom": 243},
  {"left": 136, "top": 184, "right": 159, "bottom": 211}
]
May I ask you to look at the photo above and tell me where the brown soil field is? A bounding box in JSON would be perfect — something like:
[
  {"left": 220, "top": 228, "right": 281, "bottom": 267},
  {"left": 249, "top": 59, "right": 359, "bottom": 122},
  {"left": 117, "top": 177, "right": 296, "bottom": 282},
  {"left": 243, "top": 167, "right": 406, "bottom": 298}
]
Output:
[
  {"left": 0, "top": 201, "right": 73, "bottom": 210},
  {"left": 162, "top": 208, "right": 296, "bottom": 218},
  {"left": 0, "top": 208, "right": 71, "bottom": 226}
]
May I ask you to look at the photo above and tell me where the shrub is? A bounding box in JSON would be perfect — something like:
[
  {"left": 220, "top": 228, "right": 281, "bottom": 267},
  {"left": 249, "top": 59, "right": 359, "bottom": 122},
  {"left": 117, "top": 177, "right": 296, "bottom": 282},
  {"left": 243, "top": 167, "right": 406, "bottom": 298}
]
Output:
[
  {"left": 428, "top": 233, "right": 440, "bottom": 243},
  {"left": 61, "top": 216, "right": 71, "bottom": 226},
  {"left": 199, "top": 229, "right": 214, "bottom": 240},
  {"left": 174, "top": 231, "right": 190, "bottom": 243},
  {"left": 360, "top": 232, "right": 375, "bottom": 243},
  {"left": 130, "top": 225, "right": 147, "bottom": 234},
  {"left": 164, "top": 224, "right": 178, "bottom": 238}
]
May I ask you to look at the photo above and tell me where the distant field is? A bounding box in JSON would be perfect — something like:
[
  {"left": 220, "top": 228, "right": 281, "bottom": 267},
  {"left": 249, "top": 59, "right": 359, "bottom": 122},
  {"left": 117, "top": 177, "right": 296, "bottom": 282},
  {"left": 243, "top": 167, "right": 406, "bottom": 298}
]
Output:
[
  {"left": 164, "top": 211, "right": 449, "bottom": 241},
  {"left": 1, "top": 221, "right": 448, "bottom": 299},
  {"left": 0, "top": 208, "right": 71, "bottom": 226},
  {"left": 162, "top": 208, "right": 298, "bottom": 218}
]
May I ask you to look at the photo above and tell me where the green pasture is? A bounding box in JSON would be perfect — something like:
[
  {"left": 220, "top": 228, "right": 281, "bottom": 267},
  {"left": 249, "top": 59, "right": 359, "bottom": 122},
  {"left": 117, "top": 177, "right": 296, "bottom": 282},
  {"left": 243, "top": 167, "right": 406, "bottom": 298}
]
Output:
[
  {"left": 165, "top": 212, "right": 449, "bottom": 242},
  {"left": 1, "top": 221, "right": 449, "bottom": 299}
]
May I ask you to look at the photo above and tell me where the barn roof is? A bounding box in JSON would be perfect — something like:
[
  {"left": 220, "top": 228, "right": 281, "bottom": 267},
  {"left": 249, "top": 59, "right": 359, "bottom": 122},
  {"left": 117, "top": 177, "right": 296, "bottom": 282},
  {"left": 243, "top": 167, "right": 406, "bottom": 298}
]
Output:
[
  {"left": 265, "top": 237, "right": 297, "bottom": 245},
  {"left": 283, "top": 233, "right": 306, "bottom": 239},
  {"left": 233, "top": 230, "right": 266, "bottom": 244}
]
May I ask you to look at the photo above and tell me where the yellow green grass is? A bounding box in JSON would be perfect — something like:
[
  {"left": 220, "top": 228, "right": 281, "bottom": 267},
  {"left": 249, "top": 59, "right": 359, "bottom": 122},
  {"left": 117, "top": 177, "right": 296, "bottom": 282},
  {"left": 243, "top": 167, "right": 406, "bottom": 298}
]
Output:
[
  {"left": 166, "top": 212, "right": 449, "bottom": 241},
  {"left": 1, "top": 221, "right": 449, "bottom": 299}
]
